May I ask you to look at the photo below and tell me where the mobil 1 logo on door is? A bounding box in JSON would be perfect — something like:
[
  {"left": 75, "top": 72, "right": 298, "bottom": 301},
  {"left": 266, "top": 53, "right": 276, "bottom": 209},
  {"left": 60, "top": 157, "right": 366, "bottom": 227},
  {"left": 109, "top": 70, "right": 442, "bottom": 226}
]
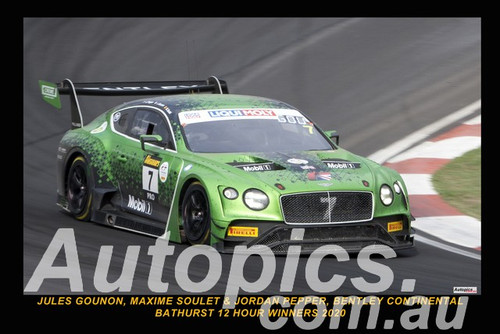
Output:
[{"left": 142, "top": 154, "right": 161, "bottom": 194}]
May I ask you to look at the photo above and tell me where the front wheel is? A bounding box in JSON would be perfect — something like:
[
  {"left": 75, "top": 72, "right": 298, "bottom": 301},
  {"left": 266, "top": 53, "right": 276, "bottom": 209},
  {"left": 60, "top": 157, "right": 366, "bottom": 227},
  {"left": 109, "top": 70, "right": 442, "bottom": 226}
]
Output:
[
  {"left": 66, "top": 156, "right": 93, "bottom": 221},
  {"left": 182, "top": 182, "right": 211, "bottom": 245}
]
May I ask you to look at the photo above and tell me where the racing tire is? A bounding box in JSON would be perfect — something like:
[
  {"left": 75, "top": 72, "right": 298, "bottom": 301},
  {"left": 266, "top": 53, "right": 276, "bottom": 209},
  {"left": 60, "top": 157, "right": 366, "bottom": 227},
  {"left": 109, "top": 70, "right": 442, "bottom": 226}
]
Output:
[
  {"left": 182, "top": 182, "right": 211, "bottom": 245},
  {"left": 66, "top": 156, "right": 93, "bottom": 221}
]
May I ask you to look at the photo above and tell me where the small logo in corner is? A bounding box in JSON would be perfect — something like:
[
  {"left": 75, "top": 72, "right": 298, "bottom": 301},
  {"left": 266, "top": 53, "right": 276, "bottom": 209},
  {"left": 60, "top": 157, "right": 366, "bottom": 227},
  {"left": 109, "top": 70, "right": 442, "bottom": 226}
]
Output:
[{"left": 453, "top": 287, "right": 477, "bottom": 294}]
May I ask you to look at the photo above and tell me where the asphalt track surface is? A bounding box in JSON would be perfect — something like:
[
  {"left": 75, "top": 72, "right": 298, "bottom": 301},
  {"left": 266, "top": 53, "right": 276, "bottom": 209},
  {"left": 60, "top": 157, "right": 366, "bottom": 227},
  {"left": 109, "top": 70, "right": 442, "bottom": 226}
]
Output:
[{"left": 23, "top": 18, "right": 481, "bottom": 295}]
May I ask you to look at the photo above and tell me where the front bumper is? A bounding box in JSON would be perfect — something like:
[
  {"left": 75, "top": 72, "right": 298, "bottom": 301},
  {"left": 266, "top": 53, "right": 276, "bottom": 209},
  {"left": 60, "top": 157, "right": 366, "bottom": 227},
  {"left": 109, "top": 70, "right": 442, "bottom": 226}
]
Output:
[{"left": 213, "top": 215, "right": 414, "bottom": 254}]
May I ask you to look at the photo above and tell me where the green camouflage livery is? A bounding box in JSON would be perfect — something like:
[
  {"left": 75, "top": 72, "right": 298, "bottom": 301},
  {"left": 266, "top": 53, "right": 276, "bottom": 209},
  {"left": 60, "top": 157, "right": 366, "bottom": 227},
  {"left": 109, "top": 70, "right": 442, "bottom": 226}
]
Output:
[{"left": 47, "top": 78, "right": 414, "bottom": 253}]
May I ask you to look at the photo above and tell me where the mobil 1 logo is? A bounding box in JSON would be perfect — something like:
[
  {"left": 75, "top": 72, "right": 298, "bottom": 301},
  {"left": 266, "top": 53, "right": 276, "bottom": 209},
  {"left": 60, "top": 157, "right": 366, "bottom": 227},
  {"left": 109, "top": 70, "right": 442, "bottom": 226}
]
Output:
[{"left": 142, "top": 154, "right": 161, "bottom": 194}]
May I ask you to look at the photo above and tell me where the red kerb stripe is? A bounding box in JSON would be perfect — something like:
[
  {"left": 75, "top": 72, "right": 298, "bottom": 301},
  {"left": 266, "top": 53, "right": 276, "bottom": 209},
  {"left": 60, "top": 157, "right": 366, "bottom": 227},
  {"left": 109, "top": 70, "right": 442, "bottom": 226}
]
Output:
[
  {"left": 409, "top": 194, "right": 463, "bottom": 217},
  {"left": 384, "top": 158, "right": 450, "bottom": 174},
  {"left": 430, "top": 124, "right": 481, "bottom": 142}
]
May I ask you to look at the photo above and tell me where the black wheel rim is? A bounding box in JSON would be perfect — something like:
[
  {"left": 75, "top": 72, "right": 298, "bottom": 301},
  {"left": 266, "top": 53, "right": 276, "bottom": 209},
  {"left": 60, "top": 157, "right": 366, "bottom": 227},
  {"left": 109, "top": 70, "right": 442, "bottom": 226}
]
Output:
[
  {"left": 67, "top": 164, "right": 88, "bottom": 214},
  {"left": 183, "top": 190, "right": 209, "bottom": 242}
]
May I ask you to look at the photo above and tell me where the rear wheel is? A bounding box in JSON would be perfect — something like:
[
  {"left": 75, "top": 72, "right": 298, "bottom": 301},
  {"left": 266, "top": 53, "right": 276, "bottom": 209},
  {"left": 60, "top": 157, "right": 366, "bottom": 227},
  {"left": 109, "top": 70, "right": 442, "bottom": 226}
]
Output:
[
  {"left": 66, "top": 156, "right": 93, "bottom": 221},
  {"left": 182, "top": 182, "right": 211, "bottom": 244}
]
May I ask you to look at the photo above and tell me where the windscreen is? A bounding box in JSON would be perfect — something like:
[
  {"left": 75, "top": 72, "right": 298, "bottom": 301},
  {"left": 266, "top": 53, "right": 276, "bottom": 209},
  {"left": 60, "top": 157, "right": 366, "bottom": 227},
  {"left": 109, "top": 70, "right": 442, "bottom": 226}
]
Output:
[{"left": 178, "top": 108, "right": 334, "bottom": 153}]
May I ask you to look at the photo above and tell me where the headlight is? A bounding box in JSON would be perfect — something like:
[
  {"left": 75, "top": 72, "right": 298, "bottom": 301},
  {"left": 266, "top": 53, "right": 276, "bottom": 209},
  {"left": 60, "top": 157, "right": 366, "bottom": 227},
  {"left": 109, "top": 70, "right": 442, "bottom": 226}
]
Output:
[
  {"left": 393, "top": 181, "right": 401, "bottom": 194},
  {"left": 380, "top": 184, "right": 394, "bottom": 206},
  {"left": 243, "top": 189, "right": 269, "bottom": 210},
  {"left": 223, "top": 187, "right": 239, "bottom": 200},
  {"left": 394, "top": 180, "right": 409, "bottom": 209}
]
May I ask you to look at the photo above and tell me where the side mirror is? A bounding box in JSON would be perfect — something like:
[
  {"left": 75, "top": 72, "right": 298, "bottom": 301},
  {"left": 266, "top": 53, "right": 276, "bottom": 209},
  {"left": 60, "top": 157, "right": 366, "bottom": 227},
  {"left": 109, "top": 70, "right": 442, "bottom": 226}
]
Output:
[
  {"left": 324, "top": 130, "right": 340, "bottom": 145},
  {"left": 140, "top": 134, "right": 163, "bottom": 151}
]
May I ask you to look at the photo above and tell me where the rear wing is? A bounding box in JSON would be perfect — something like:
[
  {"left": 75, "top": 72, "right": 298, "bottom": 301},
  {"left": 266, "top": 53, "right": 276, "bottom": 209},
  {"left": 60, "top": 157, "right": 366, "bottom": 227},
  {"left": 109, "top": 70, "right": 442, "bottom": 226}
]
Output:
[{"left": 39, "top": 76, "right": 228, "bottom": 129}]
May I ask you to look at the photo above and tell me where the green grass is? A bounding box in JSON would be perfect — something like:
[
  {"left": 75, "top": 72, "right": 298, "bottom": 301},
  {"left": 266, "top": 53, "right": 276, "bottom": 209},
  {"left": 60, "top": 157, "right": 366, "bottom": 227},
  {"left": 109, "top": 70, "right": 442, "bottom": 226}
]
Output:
[{"left": 432, "top": 148, "right": 481, "bottom": 220}]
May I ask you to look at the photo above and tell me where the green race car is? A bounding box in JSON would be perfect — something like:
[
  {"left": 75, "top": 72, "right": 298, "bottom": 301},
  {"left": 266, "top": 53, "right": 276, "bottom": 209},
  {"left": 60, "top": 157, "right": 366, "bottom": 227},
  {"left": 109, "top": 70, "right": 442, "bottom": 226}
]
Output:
[{"left": 41, "top": 77, "right": 414, "bottom": 253}]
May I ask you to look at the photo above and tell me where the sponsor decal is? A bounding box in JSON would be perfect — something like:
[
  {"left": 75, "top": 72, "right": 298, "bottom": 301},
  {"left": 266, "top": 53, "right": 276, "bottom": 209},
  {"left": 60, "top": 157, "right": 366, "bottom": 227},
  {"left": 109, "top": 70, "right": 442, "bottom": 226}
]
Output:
[
  {"left": 308, "top": 172, "right": 333, "bottom": 181},
  {"left": 227, "top": 226, "right": 258, "bottom": 237},
  {"left": 229, "top": 162, "right": 284, "bottom": 172},
  {"left": 179, "top": 108, "right": 304, "bottom": 125},
  {"left": 287, "top": 158, "right": 309, "bottom": 165},
  {"left": 387, "top": 221, "right": 403, "bottom": 232},
  {"left": 300, "top": 165, "right": 316, "bottom": 170},
  {"left": 208, "top": 109, "right": 277, "bottom": 118},
  {"left": 144, "top": 154, "right": 161, "bottom": 168},
  {"left": 41, "top": 84, "right": 57, "bottom": 98},
  {"left": 159, "top": 162, "right": 169, "bottom": 183},
  {"left": 323, "top": 160, "right": 361, "bottom": 169},
  {"left": 277, "top": 115, "right": 308, "bottom": 124},
  {"left": 242, "top": 164, "right": 272, "bottom": 172},
  {"left": 127, "top": 195, "right": 152, "bottom": 215},
  {"left": 81, "top": 84, "right": 200, "bottom": 92},
  {"left": 39, "top": 80, "right": 61, "bottom": 109},
  {"left": 182, "top": 112, "right": 201, "bottom": 119}
]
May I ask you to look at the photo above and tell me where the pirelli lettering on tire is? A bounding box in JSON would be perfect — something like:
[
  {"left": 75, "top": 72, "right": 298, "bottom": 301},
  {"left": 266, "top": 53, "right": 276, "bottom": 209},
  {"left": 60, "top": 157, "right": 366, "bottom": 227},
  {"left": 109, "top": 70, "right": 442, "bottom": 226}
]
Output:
[{"left": 128, "top": 195, "right": 153, "bottom": 215}]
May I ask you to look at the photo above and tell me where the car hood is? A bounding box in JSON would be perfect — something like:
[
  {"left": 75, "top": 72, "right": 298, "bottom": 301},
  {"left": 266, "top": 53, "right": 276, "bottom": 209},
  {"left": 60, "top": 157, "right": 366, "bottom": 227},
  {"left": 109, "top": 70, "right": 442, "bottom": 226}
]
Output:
[{"left": 196, "top": 149, "right": 379, "bottom": 194}]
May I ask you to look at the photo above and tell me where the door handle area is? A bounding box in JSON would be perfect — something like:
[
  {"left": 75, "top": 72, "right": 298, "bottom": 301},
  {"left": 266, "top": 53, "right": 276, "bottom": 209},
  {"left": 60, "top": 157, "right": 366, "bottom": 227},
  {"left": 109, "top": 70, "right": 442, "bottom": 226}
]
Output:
[{"left": 117, "top": 155, "right": 128, "bottom": 162}]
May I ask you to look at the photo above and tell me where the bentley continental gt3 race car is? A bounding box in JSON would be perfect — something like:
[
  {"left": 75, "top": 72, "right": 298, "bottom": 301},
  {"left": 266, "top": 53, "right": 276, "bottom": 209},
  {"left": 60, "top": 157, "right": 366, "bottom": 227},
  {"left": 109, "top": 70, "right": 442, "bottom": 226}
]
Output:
[{"left": 40, "top": 76, "right": 414, "bottom": 253}]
